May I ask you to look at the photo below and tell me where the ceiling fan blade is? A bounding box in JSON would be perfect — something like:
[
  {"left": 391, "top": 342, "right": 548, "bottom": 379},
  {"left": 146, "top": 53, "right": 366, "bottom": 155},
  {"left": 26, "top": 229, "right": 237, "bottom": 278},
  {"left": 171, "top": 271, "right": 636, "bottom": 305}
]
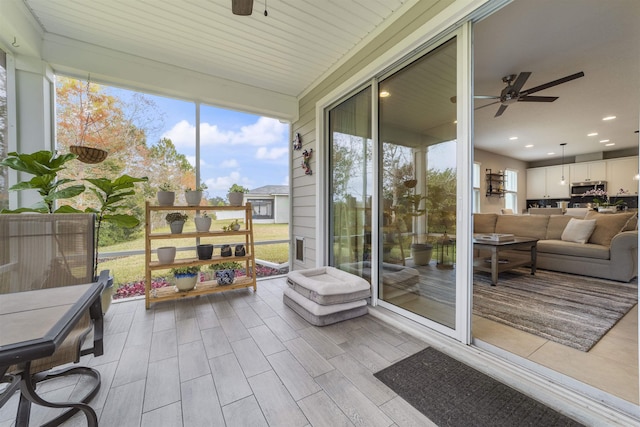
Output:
[
  {"left": 494, "top": 104, "right": 508, "bottom": 117},
  {"left": 518, "top": 96, "right": 559, "bottom": 102},
  {"left": 451, "top": 95, "right": 499, "bottom": 103},
  {"left": 521, "top": 71, "right": 585, "bottom": 96},
  {"left": 511, "top": 72, "right": 531, "bottom": 93},
  {"left": 474, "top": 100, "right": 500, "bottom": 110},
  {"left": 232, "top": 0, "right": 254, "bottom": 15}
]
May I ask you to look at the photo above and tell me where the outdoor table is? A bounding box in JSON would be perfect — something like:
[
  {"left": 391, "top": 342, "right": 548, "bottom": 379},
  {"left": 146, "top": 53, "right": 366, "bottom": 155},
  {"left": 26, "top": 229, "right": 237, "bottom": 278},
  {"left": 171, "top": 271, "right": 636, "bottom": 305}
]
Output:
[{"left": 0, "top": 282, "right": 104, "bottom": 426}]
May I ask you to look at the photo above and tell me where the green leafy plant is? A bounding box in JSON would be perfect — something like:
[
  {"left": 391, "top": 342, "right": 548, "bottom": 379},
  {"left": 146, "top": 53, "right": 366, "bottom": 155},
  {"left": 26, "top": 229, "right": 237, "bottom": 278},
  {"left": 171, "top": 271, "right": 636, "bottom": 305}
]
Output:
[
  {"left": 158, "top": 183, "right": 174, "bottom": 191},
  {"left": 165, "top": 212, "right": 188, "bottom": 223},
  {"left": 209, "top": 261, "right": 242, "bottom": 271},
  {"left": 0, "top": 150, "right": 85, "bottom": 213},
  {"left": 186, "top": 182, "right": 208, "bottom": 192},
  {"left": 228, "top": 183, "right": 248, "bottom": 193},
  {"left": 62, "top": 174, "right": 148, "bottom": 276},
  {"left": 170, "top": 265, "right": 201, "bottom": 276},
  {"left": 222, "top": 218, "right": 240, "bottom": 231}
]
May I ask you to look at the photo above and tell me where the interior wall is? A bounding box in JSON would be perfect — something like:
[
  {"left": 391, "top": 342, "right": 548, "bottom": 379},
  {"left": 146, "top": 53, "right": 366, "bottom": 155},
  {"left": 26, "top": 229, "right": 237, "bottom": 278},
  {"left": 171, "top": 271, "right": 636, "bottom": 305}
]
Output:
[
  {"left": 291, "top": 0, "right": 456, "bottom": 269},
  {"left": 474, "top": 148, "right": 528, "bottom": 214}
]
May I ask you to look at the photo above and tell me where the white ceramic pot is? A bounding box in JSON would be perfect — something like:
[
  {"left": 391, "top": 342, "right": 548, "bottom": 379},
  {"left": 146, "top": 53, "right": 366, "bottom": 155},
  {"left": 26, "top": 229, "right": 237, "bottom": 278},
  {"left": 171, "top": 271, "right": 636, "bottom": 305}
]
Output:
[
  {"left": 157, "top": 191, "right": 175, "bottom": 206},
  {"left": 194, "top": 215, "right": 212, "bottom": 232},
  {"left": 185, "top": 190, "right": 203, "bottom": 206},
  {"left": 157, "top": 246, "right": 177, "bottom": 264},
  {"left": 174, "top": 274, "right": 197, "bottom": 291}
]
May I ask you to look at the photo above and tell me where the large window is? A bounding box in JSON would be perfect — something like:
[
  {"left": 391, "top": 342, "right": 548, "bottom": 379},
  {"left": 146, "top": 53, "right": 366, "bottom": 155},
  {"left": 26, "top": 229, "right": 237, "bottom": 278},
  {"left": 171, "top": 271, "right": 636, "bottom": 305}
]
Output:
[
  {"left": 250, "top": 199, "right": 274, "bottom": 219},
  {"left": 504, "top": 169, "right": 517, "bottom": 213},
  {"left": 473, "top": 162, "right": 481, "bottom": 213}
]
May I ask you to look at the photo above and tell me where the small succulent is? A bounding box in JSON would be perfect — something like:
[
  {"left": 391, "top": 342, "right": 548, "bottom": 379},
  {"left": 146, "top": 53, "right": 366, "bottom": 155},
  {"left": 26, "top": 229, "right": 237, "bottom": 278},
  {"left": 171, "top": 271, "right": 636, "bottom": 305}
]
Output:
[
  {"left": 228, "top": 183, "right": 249, "bottom": 193},
  {"left": 209, "top": 261, "right": 242, "bottom": 271},
  {"left": 222, "top": 219, "right": 240, "bottom": 231},
  {"left": 159, "top": 183, "right": 174, "bottom": 191}
]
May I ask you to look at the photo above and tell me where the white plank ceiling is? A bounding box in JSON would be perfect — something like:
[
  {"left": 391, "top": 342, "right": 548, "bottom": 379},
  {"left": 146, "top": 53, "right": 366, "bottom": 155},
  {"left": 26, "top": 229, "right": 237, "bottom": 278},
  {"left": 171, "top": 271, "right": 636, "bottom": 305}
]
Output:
[{"left": 22, "top": 0, "right": 410, "bottom": 97}]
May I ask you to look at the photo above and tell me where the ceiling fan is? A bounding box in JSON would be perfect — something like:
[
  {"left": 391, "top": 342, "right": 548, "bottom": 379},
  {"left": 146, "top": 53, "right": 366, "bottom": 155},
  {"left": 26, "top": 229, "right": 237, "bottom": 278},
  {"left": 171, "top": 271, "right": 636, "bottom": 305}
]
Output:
[{"left": 474, "top": 71, "right": 585, "bottom": 117}]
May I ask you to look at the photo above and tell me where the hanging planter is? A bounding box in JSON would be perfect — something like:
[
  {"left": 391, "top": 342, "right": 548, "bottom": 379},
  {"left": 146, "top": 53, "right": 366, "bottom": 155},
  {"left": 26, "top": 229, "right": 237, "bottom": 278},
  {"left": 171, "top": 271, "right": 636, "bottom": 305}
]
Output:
[{"left": 70, "top": 145, "right": 108, "bottom": 164}]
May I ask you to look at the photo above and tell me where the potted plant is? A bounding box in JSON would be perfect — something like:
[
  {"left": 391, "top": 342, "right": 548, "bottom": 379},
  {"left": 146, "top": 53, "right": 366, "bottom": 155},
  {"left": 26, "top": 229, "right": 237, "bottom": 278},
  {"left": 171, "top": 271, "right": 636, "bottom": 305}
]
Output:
[
  {"left": 170, "top": 265, "right": 200, "bottom": 291},
  {"left": 194, "top": 211, "right": 212, "bottom": 232},
  {"left": 209, "top": 261, "right": 242, "bottom": 286},
  {"left": 227, "top": 183, "right": 248, "bottom": 206},
  {"left": 157, "top": 183, "right": 175, "bottom": 206},
  {"left": 166, "top": 212, "right": 188, "bottom": 234},
  {"left": 222, "top": 218, "right": 241, "bottom": 231},
  {"left": 185, "top": 183, "right": 207, "bottom": 206},
  {"left": 0, "top": 150, "right": 85, "bottom": 213}
]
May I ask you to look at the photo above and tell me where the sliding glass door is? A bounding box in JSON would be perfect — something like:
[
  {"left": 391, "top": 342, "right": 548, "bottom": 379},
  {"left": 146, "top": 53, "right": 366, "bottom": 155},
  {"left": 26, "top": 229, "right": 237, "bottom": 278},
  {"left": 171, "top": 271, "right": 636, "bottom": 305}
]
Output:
[
  {"left": 327, "top": 87, "right": 373, "bottom": 275},
  {"left": 378, "top": 38, "right": 458, "bottom": 328}
]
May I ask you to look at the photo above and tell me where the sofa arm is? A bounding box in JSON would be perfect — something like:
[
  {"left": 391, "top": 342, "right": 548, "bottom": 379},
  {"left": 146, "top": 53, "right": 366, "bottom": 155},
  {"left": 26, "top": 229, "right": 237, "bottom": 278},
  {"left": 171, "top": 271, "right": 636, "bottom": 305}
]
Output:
[{"left": 610, "top": 230, "right": 638, "bottom": 251}]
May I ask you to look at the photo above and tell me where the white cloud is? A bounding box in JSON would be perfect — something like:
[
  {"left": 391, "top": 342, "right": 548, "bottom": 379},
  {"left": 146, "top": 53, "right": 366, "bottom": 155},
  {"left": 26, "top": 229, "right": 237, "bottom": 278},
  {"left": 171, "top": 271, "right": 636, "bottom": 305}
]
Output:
[
  {"left": 220, "top": 159, "right": 238, "bottom": 168},
  {"left": 162, "top": 117, "right": 288, "bottom": 148},
  {"left": 255, "top": 146, "right": 288, "bottom": 160},
  {"left": 204, "top": 172, "right": 252, "bottom": 194},
  {"left": 162, "top": 120, "right": 194, "bottom": 148},
  {"left": 185, "top": 155, "right": 196, "bottom": 167}
]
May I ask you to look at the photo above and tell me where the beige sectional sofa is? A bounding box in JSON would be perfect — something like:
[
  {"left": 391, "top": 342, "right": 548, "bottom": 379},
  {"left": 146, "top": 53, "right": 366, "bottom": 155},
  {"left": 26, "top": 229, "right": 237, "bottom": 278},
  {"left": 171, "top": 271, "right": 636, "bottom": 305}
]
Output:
[{"left": 474, "top": 211, "right": 638, "bottom": 282}]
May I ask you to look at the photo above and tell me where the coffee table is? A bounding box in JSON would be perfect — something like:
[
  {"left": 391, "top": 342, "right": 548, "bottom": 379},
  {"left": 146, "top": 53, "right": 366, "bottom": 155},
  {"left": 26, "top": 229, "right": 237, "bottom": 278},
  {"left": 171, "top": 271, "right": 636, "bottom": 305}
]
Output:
[{"left": 473, "top": 236, "right": 538, "bottom": 285}]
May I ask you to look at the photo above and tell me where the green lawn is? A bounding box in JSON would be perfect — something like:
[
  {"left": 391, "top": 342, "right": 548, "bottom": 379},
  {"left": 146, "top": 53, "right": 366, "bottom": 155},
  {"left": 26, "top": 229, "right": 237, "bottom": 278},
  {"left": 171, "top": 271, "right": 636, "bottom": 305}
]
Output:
[{"left": 99, "top": 220, "right": 289, "bottom": 286}]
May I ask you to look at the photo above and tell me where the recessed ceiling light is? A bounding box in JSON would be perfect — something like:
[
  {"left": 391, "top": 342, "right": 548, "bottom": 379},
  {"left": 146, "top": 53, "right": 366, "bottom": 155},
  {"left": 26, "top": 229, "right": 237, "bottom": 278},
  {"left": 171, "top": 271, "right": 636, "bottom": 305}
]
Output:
[
  {"left": 599, "top": 139, "right": 610, "bottom": 143},
  {"left": 509, "top": 136, "right": 518, "bottom": 140},
  {"left": 379, "top": 91, "right": 390, "bottom": 98},
  {"left": 547, "top": 152, "right": 555, "bottom": 155},
  {"left": 587, "top": 132, "right": 598, "bottom": 137},
  {"left": 525, "top": 144, "right": 534, "bottom": 148},
  {"left": 605, "top": 143, "right": 615, "bottom": 146},
  {"left": 602, "top": 115, "right": 616, "bottom": 121}
]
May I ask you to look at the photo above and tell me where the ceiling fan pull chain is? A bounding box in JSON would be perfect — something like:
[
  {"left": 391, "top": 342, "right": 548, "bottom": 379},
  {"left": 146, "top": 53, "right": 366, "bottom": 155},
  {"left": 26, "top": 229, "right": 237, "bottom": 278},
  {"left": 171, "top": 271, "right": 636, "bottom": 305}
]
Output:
[{"left": 264, "top": 0, "right": 268, "bottom": 16}]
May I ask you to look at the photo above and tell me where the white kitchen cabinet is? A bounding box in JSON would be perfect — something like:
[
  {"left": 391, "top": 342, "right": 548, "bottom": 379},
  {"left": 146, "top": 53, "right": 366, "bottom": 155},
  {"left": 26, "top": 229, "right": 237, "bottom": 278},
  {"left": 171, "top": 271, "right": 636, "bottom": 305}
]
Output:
[
  {"left": 606, "top": 156, "right": 639, "bottom": 196},
  {"left": 526, "top": 165, "right": 570, "bottom": 199},
  {"left": 569, "top": 160, "right": 606, "bottom": 183}
]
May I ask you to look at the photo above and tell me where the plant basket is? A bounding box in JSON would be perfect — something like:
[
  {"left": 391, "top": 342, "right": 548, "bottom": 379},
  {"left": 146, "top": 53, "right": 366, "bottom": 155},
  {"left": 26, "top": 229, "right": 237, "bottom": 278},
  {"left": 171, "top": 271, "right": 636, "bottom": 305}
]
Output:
[{"left": 70, "top": 145, "right": 108, "bottom": 164}]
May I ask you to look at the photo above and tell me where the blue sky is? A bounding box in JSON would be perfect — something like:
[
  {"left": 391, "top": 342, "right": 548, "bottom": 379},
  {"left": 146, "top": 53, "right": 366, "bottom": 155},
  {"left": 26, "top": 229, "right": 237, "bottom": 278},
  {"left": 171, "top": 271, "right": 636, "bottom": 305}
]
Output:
[{"left": 111, "top": 88, "right": 290, "bottom": 199}]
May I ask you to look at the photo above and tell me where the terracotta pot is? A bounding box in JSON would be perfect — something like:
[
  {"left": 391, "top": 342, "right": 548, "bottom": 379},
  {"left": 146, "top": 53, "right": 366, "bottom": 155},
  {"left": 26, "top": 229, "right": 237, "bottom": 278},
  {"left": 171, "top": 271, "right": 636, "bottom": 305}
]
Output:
[
  {"left": 185, "top": 190, "right": 202, "bottom": 206},
  {"left": 194, "top": 216, "right": 212, "bottom": 232},
  {"left": 169, "top": 221, "right": 185, "bottom": 234},
  {"left": 157, "top": 246, "right": 177, "bottom": 264},
  {"left": 228, "top": 192, "right": 244, "bottom": 206},
  {"left": 157, "top": 191, "right": 175, "bottom": 206}
]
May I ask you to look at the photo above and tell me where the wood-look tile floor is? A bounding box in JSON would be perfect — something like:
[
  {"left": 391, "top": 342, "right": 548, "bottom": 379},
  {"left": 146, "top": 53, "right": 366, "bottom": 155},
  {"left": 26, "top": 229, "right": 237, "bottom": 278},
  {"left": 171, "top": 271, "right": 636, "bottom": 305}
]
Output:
[{"left": 0, "top": 277, "right": 437, "bottom": 427}]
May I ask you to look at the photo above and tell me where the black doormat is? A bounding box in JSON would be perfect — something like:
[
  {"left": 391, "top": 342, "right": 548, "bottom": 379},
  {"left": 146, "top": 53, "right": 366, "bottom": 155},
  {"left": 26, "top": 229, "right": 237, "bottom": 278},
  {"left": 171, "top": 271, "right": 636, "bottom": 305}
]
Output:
[{"left": 374, "top": 347, "right": 584, "bottom": 427}]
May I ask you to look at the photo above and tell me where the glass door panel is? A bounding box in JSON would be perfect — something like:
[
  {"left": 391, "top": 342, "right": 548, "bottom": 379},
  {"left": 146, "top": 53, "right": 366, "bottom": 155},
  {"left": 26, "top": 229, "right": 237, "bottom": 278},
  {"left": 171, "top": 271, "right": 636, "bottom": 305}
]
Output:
[
  {"left": 328, "top": 87, "right": 373, "bottom": 279},
  {"left": 378, "top": 38, "right": 457, "bottom": 328}
]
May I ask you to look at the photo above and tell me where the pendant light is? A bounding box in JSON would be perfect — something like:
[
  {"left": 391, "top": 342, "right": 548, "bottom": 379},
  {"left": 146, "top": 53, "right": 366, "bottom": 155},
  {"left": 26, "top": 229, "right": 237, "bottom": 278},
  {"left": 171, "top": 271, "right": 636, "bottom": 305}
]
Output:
[{"left": 560, "top": 143, "right": 567, "bottom": 185}]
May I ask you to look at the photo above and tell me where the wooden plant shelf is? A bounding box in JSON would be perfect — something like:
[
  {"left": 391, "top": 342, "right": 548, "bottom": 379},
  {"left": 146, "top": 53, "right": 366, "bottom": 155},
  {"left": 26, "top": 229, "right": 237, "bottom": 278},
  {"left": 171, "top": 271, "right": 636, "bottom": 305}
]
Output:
[{"left": 144, "top": 201, "right": 257, "bottom": 309}]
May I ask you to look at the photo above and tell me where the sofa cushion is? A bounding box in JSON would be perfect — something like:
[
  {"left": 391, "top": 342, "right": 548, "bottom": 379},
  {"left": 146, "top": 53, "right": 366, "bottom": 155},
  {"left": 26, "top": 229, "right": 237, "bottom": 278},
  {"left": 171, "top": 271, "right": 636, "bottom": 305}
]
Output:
[
  {"left": 495, "top": 214, "right": 549, "bottom": 239},
  {"left": 561, "top": 218, "right": 596, "bottom": 244},
  {"left": 546, "top": 215, "right": 572, "bottom": 239},
  {"left": 622, "top": 212, "right": 637, "bottom": 231},
  {"left": 473, "top": 213, "right": 498, "bottom": 233},
  {"left": 537, "top": 240, "right": 610, "bottom": 260},
  {"left": 584, "top": 211, "right": 635, "bottom": 246}
]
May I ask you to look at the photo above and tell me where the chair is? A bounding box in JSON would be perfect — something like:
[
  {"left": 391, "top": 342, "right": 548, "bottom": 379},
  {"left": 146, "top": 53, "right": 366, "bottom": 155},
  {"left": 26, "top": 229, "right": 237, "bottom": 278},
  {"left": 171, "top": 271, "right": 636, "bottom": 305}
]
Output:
[{"left": 0, "top": 213, "right": 106, "bottom": 426}]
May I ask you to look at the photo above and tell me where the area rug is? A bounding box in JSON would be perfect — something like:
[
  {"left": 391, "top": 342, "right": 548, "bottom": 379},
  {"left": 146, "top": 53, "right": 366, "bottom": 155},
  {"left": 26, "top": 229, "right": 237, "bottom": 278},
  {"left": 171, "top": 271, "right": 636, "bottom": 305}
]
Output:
[
  {"left": 374, "top": 347, "right": 584, "bottom": 427},
  {"left": 473, "top": 269, "right": 638, "bottom": 351}
]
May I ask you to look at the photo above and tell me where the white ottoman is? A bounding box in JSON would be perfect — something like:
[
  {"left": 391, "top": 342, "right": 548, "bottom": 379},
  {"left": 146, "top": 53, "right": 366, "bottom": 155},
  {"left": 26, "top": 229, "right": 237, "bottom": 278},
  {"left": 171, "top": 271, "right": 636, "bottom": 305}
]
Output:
[
  {"left": 283, "top": 288, "right": 368, "bottom": 326},
  {"left": 286, "top": 266, "right": 371, "bottom": 305}
]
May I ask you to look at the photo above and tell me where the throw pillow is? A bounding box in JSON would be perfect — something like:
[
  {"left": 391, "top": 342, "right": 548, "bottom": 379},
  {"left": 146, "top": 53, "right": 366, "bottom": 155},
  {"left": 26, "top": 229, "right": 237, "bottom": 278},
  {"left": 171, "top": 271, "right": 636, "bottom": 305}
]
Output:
[
  {"left": 561, "top": 218, "right": 597, "bottom": 244},
  {"left": 546, "top": 215, "right": 572, "bottom": 240},
  {"left": 586, "top": 212, "right": 635, "bottom": 246}
]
